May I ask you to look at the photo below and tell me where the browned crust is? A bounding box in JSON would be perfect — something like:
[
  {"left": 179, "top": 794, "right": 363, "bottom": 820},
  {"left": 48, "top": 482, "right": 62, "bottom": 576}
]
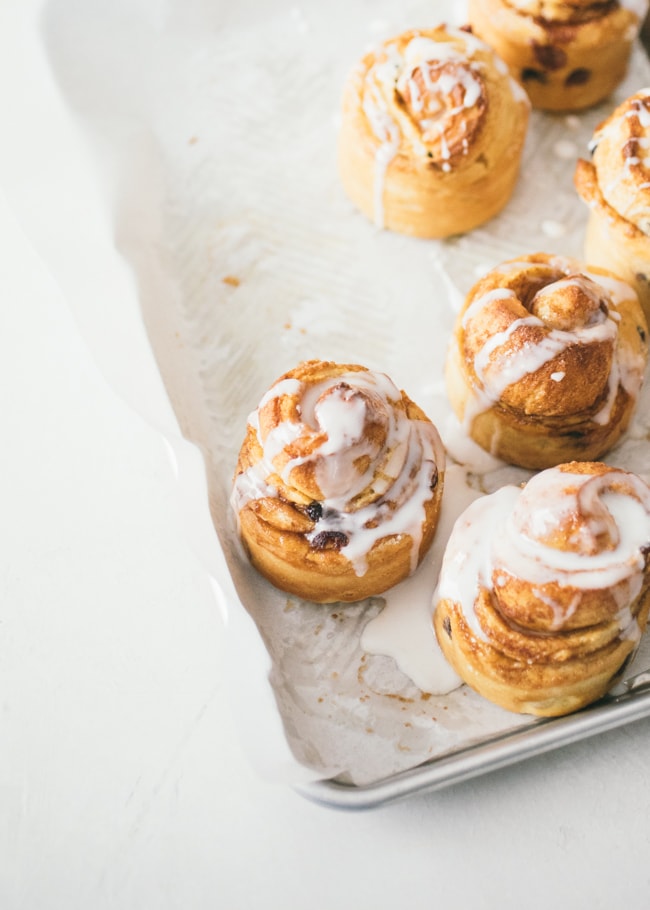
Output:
[
  {"left": 337, "top": 25, "right": 529, "bottom": 237},
  {"left": 233, "top": 360, "right": 445, "bottom": 603},
  {"left": 445, "top": 253, "right": 648, "bottom": 469},
  {"left": 467, "top": 0, "right": 640, "bottom": 111},
  {"left": 433, "top": 462, "right": 650, "bottom": 716}
]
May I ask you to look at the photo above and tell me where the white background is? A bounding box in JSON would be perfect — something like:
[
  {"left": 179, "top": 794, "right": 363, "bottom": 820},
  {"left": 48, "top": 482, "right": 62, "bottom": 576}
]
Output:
[{"left": 4, "top": 1, "right": 650, "bottom": 907}]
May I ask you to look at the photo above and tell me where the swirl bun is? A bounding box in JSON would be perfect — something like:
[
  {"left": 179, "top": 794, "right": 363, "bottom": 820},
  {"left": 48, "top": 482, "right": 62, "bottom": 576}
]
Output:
[
  {"left": 231, "top": 360, "right": 445, "bottom": 603},
  {"left": 468, "top": 0, "right": 647, "bottom": 111},
  {"left": 445, "top": 253, "right": 648, "bottom": 469},
  {"left": 433, "top": 462, "right": 650, "bottom": 716},
  {"left": 337, "top": 25, "right": 530, "bottom": 238},
  {"left": 575, "top": 89, "right": 650, "bottom": 324}
]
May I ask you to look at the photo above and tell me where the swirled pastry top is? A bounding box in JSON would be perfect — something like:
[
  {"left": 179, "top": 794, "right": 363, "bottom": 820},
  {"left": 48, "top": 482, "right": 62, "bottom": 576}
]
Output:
[
  {"left": 456, "top": 253, "right": 647, "bottom": 425},
  {"left": 231, "top": 361, "right": 445, "bottom": 575},
  {"left": 589, "top": 88, "right": 650, "bottom": 236},
  {"left": 355, "top": 25, "right": 528, "bottom": 174},
  {"left": 437, "top": 462, "right": 650, "bottom": 640}
]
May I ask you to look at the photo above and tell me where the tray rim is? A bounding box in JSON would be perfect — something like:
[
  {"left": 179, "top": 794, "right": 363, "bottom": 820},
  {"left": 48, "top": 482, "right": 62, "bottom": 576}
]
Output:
[{"left": 296, "top": 683, "right": 650, "bottom": 809}]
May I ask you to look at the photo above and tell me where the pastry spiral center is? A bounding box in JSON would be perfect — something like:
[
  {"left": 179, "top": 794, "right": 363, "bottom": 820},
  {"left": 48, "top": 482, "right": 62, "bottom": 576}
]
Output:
[
  {"left": 456, "top": 257, "right": 643, "bottom": 424},
  {"left": 304, "top": 382, "right": 392, "bottom": 501},
  {"left": 397, "top": 60, "right": 485, "bottom": 163},
  {"left": 503, "top": 467, "right": 650, "bottom": 579},
  {"left": 529, "top": 274, "right": 609, "bottom": 330},
  {"left": 513, "top": 470, "right": 623, "bottom": 555},
  {"left": 437, "top": 465, "right": 650, "bottom": 643}
]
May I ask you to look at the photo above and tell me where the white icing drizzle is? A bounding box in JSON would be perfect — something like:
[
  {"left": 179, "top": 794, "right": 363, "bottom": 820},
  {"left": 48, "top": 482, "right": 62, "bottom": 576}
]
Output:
[
  {"left": 441, "top": 411, "right": 506, "bottom": 472},
  {"left": 359, "top": 27, "right": 525, "bottom": 225},
  {"left": 361, "top": 72, "right": 401, "bottom": 228},
  {"left": 444, "top": 25, "right": 491, "bottom": 59},
  {"left": 532, "top": 589, "right": 581, "bottom": 632},
  {"left": 435, "top": 488, "right": 510, "bottom": 641},
  {"left": 361, "top": 464, "right": 478, "bottom": 694},
  {"left": 435, "top": 466, "right": 650, "bottom": 643},
  {"left": 508, "top": 74, "right": 530, "bottom": 106},
  {"left": 595, "top": 90, "right": 650, "bottom": 236},
  {"left": 400, "top": 36, "right": 463, "bottom": 69},
  {"left": 232, "top": 369, "right": 445, "bottom": 579},
  {"left": 461, "top": 286, "right": 517, "bottom": 326},
  {"left": 230, "top": 459, "right": 277, "bottom": 535},
  {"left": 624, "top": 91, "right": 650, "bottom": 128},
  {"left": 460, "top": 266, "right": 645, "bottom": 432},
  {"left": 255, "top": 377, "right": 302, "bottom": 412}
]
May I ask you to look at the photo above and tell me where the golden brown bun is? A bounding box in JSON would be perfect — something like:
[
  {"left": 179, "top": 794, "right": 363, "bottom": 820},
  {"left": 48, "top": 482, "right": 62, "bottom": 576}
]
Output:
[
  {"left": 445, "top": 252, "right": 648, "bottom": 469},
  {"left": 337, "top": 25, "right": 530, "bottom": 238},
  {"left": 575, "top": 90, "right": 650, "bottom": 325},
  {"left": 231, "top": 360, "right": 445, "bottom": 603},
  {"left": 467, "top": 0, "right": 646, "bottom": 111},
  {"left": 433, "top": 462, "right": 650, "bottom": 716}
]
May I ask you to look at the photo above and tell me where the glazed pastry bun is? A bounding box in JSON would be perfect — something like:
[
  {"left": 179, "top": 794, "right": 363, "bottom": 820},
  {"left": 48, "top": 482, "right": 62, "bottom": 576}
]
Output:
[
  {"left": 575, "top": 89, "right": 650, "bottom": 325},
  {"left": 337, "top": 24, "right": 530, "bottom": 238},
  {"left": 433, "top": 462, "right": 650, "bottom": 717},
  {"left": 445, "top": 253, "right": 648, "bottom": 470},
  {"left": 231, "top": 360, "right": 445, "bottom": 603},
  {"left": 467, "top": 0, "right": 647, "bottom": 111}
]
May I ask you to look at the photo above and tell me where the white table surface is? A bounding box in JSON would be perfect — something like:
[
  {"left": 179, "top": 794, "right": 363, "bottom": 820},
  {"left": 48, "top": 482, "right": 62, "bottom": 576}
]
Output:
[{"left": 3, "top": 21, "right": 650, "bottom": 910}]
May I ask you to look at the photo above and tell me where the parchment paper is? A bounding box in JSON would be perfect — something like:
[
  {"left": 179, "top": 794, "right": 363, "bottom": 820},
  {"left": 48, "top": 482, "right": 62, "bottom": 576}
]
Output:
[{"left": 35, "top": 0, "right": 650, "bottom": 785}]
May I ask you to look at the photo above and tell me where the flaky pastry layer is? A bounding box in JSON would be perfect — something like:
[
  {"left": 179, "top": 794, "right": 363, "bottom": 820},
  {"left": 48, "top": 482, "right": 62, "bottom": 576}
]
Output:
[
  {"left": 231, "top": 360, "right": 445, "bottom": 603},
  {"left": 433, "top": 462, "right": 650, "bottom": 716},
  {"left": 575, "top": 89, "right": 650, "bottom": 325},
  {"left": 445, "top": 252, "right": 648, "bottom": 469}
]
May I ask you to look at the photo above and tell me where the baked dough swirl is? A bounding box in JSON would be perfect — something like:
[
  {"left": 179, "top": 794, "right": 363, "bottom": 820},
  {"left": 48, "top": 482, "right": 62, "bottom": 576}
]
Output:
[
  {"left": 467, "top": 0, "right": 647, "bottom": 111},
  {"left": 231, "top": 360, "right": 445, "bottom": 603},
  {"left": 575, "top": 89, "right": 650, "bottom": 325},
  {"left": 433, "top": 462, "right": 650, "bottom": 716},
  {"left": 337, "top": 25, "right": 530, "bottom": 238},
  {"left": 445, "top": 253, "right": 648, "bottom": 469}
]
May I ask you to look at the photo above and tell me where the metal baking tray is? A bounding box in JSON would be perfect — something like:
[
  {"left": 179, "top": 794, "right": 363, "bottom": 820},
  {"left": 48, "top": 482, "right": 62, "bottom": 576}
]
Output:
[
  {"left": 29, "top": 0, "right": 650, "bottom": 810},
  {"left": 298, "top": 669, "right": 650, "bottom": 808}
]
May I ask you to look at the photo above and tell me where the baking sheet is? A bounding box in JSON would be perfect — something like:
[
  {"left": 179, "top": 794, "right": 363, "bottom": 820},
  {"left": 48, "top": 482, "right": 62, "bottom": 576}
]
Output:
[{"left": 9, "top": 0, "right": 650, "bottom": 801}]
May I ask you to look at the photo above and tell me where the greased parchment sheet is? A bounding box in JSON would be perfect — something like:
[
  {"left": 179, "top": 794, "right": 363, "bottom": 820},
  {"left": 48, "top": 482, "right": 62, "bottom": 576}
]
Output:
[{"left": 33, "top": 0, "right": 650, "bottom": 795}]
